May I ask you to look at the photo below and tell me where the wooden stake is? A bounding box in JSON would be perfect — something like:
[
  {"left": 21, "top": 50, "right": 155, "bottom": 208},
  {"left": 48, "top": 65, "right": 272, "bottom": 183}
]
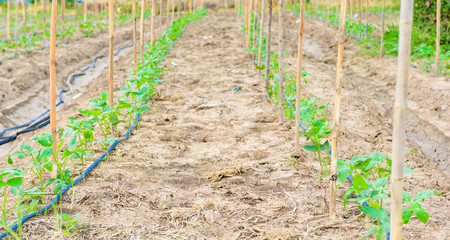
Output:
[
  {"left": 435, "top": 0, "right": 441, "bottom": 77},
  {"left": 278, "top": 0, "right": 284, "bottom": 122},
  {"left": 108, "top": 0, "right": 114, "bottom": 108},
  {"left": 358, "top": 0, "right": 361, "bottom": 39},
  {"left": 166, "top": 0, "right": 169, "bottom": 23},
  {"left": 252, "top": 0, "right": 258, "bottom": 48},
  {"left": 257, "top": 0, "right": 265, "bottom": 82},
  {"left": 140, "top": 0, "right": 145, "bottom": 65},
  {"left": 49, "top": 0, "right": 58, "bottom": 179},
  {"left": 15, "top": 0, "right": 18, "bottom": 41},
  {"left": 34, "top": 0, "right": 37, "bottom": 18},
  {"left": 391, "top": 0, "right": 413, "bottom": 238},
  {"left": 151, "top": 0, "right": 155, "bottom": 43},
  {"left": 84, "top": 0, "right": 87, "bottom": 22},
  {"left": 244, "top": 0, "right": 249, "bottom": 40},
  {"left": 364, "top": 0, "right": 368, "bottom": 41},
  {"left": 61, "top": 0, "right": 65, "bottom": 31},
  {"left": 42, "top": 0, "right": 46, "bottom": 27},
  {"left": 264, "top": 0, "right": 272, "bottom": 88},
  {"left": 7, "top": 0, "right": 10, "bottom": 39},
  {"left": 379, "top": 0, "right": 386, "bottom": 56},
  {"left": 329, "top": 0, "right": 347, "bottom": 220},
  {"left": 133, "top": 0, "right": 138, "bottom": 75},
  {"left": 295, "top": 0, "right": 305, "bottom": 149},
  {"left": 159, "top": 0, "right": 162, "bottom": 36},
  {"left": 21, "top": 0, "right": 26, "bottom": 27},
  {"left": 171, "top": 0, "right": 175, "bottom": 23}
]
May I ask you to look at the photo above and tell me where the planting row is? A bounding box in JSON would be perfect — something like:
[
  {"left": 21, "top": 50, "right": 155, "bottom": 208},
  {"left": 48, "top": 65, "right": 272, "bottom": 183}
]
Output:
[
  {"left": 242, "top": 2, "right": 440, "bottom": 239},
  {"left": 0, "top": 8, "right": 207, "bottom": 239}
]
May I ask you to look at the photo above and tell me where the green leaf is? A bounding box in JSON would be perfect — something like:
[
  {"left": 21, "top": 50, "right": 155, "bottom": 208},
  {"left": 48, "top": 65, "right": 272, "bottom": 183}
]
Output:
[
  {"left": 20, "top": 144, "right": 34, "bottom": 152},
  {"left": 343, "top": 187, "right": 355, "bottom": 211},
  {"left": 363, "top": 226, "right": 378, "bottom": 237},
  {"left": 11, "top": 187, "right": 24, "bottom": 197},
  {"left": 374, "top": 177, "right": 389, "bottom": 188},
  {"left": 6, "top": 177, "right": 24, "bottom": 187},
  {"left": 358, "top": 206, "right": 388, "bottom": 220},
  {"left": 68, "top": 131, "right": 78, "bottom": 149},
  {"left": 413, "top": 190, "right": 439, "bottom": 203},
  {"left": 101, "top": 91, "right": 109, "bottom": 101},
  {"left": 402, "top": 208, "right": 413, "bottom": 224},
  {"left": 352, "top": 174, "right": 369, "bottom": 191},
  {"left": 302, "top": 145, "right": 318, "bottom": 152},
  {"left": 337, "top": 167, "right": 350, "bottom": 184},
  {"left": 414, "top": 208, "right": 430, "bottom": 223},
  {"left": 0, "top": 180, "right": 5, "bottom": 188},
  {"left": 402, "top": 191, "right": 412, "bottom": 204}
]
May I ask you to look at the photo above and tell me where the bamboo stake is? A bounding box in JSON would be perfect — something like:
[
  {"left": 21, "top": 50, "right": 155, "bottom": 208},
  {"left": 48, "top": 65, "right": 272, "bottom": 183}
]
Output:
[
  {"left": 21, "top": 0, "right": 26, "bottom": 27},
  {"left": 42, "top": 0, "right": 45, "bottom": 26},
  {"left": 133, "top": 0, "right": 138, "bottom": 75},
  {"left": 61, "top": 0, "right": 65, "bottom": 31},
  {"left": 15, "top": 0, "right": 18, "bottom": 41},
  {"left": 140, "top": 0, "right": 145, "bottom": 65},
  {"left": 295, "top": 0, "right": 305, "bottom": 149},
  {"left": 171, "top": 0, "right": 175, "bottom": 22},
  {"left": 252, "top": 0, "right": 258, "bottom": 49},
  {"left": 391, "top": 0, "right": 413, "bottom": 238},
  {"left": 358, "top": 0, "right": 361, "bottom": 39},
  {"left": 7, "top": 0, "right": 10, "bottom": 39},
  {"left": 435, "top": 0, "right": 440, "bottom": 77},
  {"left": 34, "top": 0, "right": 37, "bottom": 18},
  {"left": 178, "top": 0, "right": 181, "bottom": 16},
  {"left": 151, "top": 0, "right": 155, "bottom": 43},
  {"left": 244, "top": 0, "right": 249, "bottom": 39},
  {"left": 248, "top": 0, "right": 253, "bottom": 42},
  {"left": 166, "top": 0, "right": 169, "bottom": 22},
  {"left": 278, "top": 0, "right": 284, "bottom": 122},
  {"left": 364, "top": 0, "right": 368, "bottom": 41},
  {"left": 329, "top": 0, "right": 347, "bottom": 220},
  {"left": 380, "top": 0, "right": 385, "bottom": 56},
  {"left": 264, "top": 0, "right": 272, "bottom": 88},
  {"left": 108, "top": 0, "right": 114, "bottom": 108},
  {"left": 257, "top": 0, "right": 265, "bottom": 83},
  {"left": 159, "top": 0, "right": 162, "bottom": 36},
  {"left": 49, "top": 0, "right": 58, "bottom": 179},
  {"left": 84, "top": 0, "right": 87, "bottom": 22}
]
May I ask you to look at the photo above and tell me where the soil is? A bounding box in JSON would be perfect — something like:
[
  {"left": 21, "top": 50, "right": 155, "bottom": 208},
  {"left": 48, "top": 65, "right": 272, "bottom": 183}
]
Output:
[{"left": 0, "top": 10, "right": 448, "bottom": 240}]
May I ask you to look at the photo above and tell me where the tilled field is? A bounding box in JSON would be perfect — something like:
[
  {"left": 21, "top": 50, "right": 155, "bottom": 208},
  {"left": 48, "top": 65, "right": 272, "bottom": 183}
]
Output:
[{"left": 0, "top": 10, "right": 448, "bottom": 240}]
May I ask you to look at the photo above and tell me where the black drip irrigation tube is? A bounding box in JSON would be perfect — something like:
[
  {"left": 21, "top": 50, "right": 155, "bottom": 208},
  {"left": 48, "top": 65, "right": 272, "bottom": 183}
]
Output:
[{"left": 0, "top": 41, "right": 134, "bottom": 146}]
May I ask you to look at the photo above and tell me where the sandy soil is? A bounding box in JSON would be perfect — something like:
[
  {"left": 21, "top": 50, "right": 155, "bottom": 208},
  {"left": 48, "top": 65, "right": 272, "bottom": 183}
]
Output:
[{"left": 0, "top": 10, "right": 448, "bottom": 240}]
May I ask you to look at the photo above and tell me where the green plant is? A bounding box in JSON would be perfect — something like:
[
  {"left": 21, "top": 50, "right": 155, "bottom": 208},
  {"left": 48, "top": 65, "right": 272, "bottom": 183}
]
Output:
[{"left": 57, "top": 213, "right": 85, "bottom": 237}]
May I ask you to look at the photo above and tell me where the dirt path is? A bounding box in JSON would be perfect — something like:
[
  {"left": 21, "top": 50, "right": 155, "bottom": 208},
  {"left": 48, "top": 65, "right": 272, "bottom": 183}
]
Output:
[{"left": 1, "top": 10, "right": 448, "bottom": 239}]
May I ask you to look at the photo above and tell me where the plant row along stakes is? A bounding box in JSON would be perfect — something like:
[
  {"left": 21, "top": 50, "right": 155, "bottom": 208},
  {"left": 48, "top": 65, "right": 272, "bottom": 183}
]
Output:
[
  {"left": 391, "top": 0, "right": 414, "bottom": 238},
  {"left": 0, "top": 11, "right": 208, "bottom": 238},
  {"left": 295, "top": 0, "right": 305, "bottom": 150},
  {"left": 329, "top": 0, "right": 347, "bottom": 219},
  {"left": 50, "top": 0, "right": 58, "bottom": 179},
  {"left": 278, "top": 0, "right": 284, "bottom": 123}
]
